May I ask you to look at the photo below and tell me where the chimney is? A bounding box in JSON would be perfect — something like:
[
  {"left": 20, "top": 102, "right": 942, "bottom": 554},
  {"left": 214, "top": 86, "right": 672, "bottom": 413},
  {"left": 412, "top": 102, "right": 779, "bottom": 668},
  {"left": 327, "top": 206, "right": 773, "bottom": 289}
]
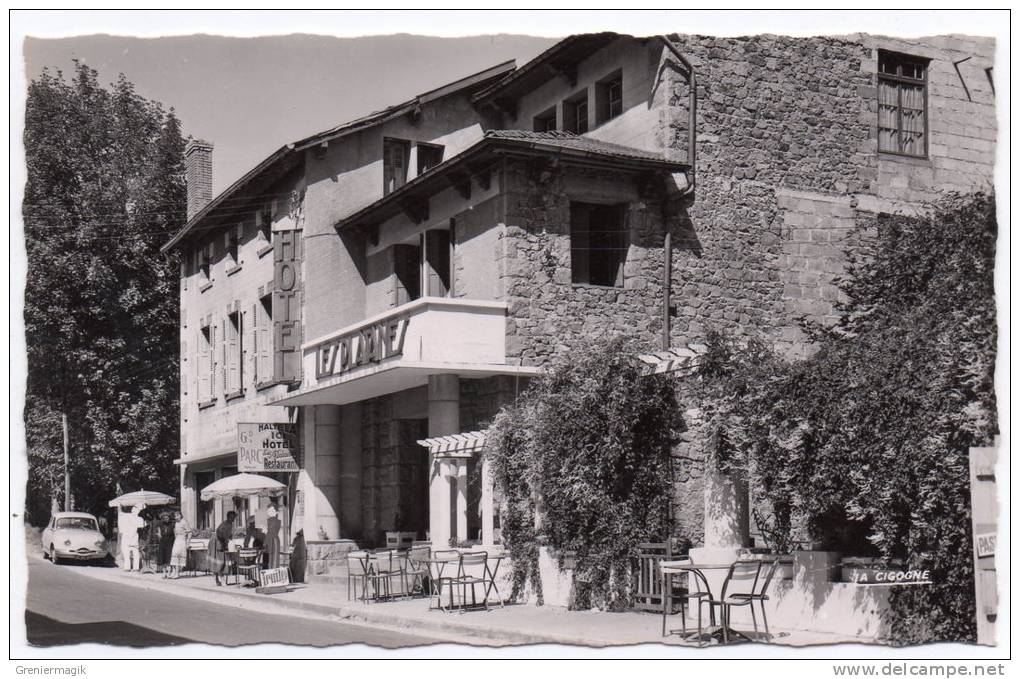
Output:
[{"left": 185, "top": 139, "right": 214, "bottom": 220}]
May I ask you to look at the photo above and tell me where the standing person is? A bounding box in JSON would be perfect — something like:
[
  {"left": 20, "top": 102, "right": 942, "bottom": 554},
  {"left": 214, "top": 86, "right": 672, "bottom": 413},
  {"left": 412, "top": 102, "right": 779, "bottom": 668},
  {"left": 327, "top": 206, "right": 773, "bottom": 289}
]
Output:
[
  {"left": 265, "top": 505, "right": 282, "bottom": 569},
  {"left": 211, "top": 510, "right": 236, "bottom": 587},
  {"left": 158, "top": 512, "right": 175, "bottom": 575},
  {"left": 119, "top": 505, "right": 143, "bottom": 571},
  {"left": 288, "top": 529, "right": 306, "bottom": 584},
  {"left": 167, "top": 511, "right": 191, "bottom": 579}
]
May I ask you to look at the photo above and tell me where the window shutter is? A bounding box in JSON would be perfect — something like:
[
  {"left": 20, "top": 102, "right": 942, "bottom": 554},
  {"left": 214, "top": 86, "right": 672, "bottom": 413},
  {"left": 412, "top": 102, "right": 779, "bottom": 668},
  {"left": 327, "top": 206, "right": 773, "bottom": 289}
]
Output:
[
  {"left": 570, "top": 203, "right": 591, "bottom": 284},
  {"left": 615, "top": 205, "right": 629, "bottom": 287},
  {"left": 227, "top": 315, "right": 239, "bottom": 393},
  {"left": 392, "top": 244, "right": 421, "bottom": 305},
  {"left": 209, "top": 323, "right": 218, "bottom": 399},
  {"left": 257, "top": 300, "right": 272, "bottom": 384},
  {"left": 250, "top": 304, "right": 258, "bottom": 386},
  {"left": 425, "top": 229, "right": 451, "bottom": 297},
  {"left": 198, "top": 329, "right": 210, "bottom": 401}
]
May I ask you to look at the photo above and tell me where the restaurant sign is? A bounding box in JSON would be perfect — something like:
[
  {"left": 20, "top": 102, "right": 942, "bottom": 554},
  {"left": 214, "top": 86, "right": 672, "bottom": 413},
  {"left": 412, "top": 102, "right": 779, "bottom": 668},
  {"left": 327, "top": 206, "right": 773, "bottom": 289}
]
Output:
[
  {"left": 315, "top": 313, "right": 409, "bottom": 379},
  {"left": 258, "top": 567, "right": 291, "bottom": 588},
  {"left": 237, "top": 422, "right": 300, "bottom": 472}
]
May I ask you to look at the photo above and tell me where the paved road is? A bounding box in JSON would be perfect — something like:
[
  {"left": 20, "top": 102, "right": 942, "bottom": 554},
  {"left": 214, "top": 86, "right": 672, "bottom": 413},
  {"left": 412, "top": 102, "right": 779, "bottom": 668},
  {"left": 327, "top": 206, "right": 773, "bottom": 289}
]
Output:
[{"left": 24, "top": 559, "right": 444, "bottom": 648}]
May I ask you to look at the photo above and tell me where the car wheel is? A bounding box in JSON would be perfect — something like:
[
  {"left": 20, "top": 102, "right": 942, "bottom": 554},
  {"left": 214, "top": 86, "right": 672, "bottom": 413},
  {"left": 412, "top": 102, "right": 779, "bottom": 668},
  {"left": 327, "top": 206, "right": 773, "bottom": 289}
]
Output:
[{"left": 48, "top": 545, "right": 60, "bottom": 565}]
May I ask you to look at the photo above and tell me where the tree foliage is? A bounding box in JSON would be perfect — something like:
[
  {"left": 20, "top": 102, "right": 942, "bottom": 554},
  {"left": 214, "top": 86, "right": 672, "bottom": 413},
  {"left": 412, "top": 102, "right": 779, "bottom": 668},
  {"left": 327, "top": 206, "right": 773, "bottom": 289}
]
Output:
[
  {"left": 23, "top": 62, "right": 186, "bottom": 524},
  {"left": 692, "top": 193, "right": 997, "bottom": 643},
  {"left": 485, "top": 336, "right": 684, "bottom": 610}
]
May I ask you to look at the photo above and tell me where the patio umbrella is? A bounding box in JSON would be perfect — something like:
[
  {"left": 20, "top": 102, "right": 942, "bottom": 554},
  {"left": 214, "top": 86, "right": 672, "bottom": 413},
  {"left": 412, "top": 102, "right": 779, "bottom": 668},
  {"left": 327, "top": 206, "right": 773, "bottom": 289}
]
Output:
[
  {"left": 108, "top": 489, "right": 176, "bottom": 508},
  {"left": 199, "top": 473, "right": 286, "bottom": 501}
]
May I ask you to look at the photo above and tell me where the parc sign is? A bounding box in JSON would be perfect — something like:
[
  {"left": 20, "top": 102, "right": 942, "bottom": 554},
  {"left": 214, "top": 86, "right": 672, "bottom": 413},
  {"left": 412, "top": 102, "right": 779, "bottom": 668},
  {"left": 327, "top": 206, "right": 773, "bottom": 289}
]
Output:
[{"left": 237, "top": 422, "right": 300, "bottom": 472}]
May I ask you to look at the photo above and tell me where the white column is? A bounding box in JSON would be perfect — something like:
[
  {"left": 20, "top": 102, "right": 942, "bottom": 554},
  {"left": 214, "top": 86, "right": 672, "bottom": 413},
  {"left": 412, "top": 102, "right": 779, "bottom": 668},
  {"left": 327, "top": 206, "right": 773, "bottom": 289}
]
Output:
[
  {"left": 480, "top": 457, "right": 494, "bottom": 546},
  {"left": 429, "top": 457, "right": 451, "bottom": 546},
  {"left": 299, "top": 406, "right": 318, "bottom": 539},
  {"left": 427, "top": 374, "right": 460, "bottom": 547},
  {"left": 455, "top": 459, "right": 468, "bottom": 542}
]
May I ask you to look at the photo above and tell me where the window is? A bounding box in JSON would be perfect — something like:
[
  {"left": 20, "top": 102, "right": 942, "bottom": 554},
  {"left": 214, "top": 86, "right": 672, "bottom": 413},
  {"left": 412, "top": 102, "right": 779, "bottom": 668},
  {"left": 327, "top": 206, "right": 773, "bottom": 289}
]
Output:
[
  {"left": 596, "top": 70, "right": 623, "bottom": 125},
  {"left": 563, "top": 90, "right": 589, "bottom": 134},
  {"left": 570, "top": 202, "right": 628, "bottom": 287},
  {"left": 423, "top": 228, "right": 452, "bottom": 297},
  {"left": 416, "top": 143, "right": 444, "bottom": 175},
  {"left": 254, "top": 294, "right": 273, "bottom": 386},
  {"left": 198, "top": 321, "right": 216, "bottom": 406},
  {"left": 383, "top": 137, "right": 411, "bottom": 195},
  {"left": 225, "top": 223, "right": 241, "bottom": 271},
  {"left": 533, "top": 106, "right": 557, "bottom": 132},
  {"left": 196, "top": 241, "right": 213, "bottom": 286},
  {"left": 393, "top": 242, "right": 421, "bottom": 305},
  {"left": 224, "top": 309, "right": 242, "bottom": 398},
  {"left": 195, "top": 471, "right": 216, "bottom": 529},
  {"left": 878, "top": 51, "right": 928, "bottom": 157}
]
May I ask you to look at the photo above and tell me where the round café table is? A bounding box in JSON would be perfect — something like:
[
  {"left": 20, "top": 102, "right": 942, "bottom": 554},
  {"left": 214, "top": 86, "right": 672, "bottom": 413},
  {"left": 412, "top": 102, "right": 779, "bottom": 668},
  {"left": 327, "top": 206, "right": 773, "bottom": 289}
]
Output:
[{"left": 660, "top": 560, "right": 753, "bottom": 645}]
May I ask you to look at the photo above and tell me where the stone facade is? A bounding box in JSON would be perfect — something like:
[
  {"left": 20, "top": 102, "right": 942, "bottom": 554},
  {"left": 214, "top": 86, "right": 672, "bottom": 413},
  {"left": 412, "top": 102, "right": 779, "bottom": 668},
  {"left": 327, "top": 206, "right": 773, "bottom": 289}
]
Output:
[{"left": 487, "top": 33, "right": 996, "bottom": 544}]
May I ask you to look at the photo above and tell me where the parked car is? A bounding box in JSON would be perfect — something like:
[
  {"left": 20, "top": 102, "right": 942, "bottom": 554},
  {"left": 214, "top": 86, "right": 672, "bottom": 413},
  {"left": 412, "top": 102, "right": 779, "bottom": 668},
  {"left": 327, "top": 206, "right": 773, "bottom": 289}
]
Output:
[{"left": 41, "top": 512, "right": 108, "bottom": 564}]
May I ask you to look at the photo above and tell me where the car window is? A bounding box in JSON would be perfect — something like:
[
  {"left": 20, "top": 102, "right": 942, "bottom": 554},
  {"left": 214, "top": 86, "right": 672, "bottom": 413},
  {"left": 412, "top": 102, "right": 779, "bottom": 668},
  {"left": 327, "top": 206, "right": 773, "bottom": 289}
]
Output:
[{"left": 55, "top": 517, "right": 98, "bottom": 531}]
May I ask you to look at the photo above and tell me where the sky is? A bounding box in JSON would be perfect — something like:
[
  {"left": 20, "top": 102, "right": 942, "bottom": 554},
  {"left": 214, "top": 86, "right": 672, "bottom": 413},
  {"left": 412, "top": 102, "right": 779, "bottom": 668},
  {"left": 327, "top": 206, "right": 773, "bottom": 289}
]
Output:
[
  {"left": 22, "top": 33, "right": 557, "bottom": 194},
  {"left": 15, "top": 10, "right": 1007, "bottom": 195}
]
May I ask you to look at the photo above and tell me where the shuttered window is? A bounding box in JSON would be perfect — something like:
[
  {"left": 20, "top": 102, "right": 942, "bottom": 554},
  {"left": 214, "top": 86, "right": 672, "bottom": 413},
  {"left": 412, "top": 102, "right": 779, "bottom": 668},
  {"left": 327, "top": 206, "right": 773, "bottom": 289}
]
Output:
[
  {"left": 393, "top": 243, "right": 422, "bottom": 305},
  {"left": 424, "top": 229, "right": 451, "bottom": 297},
  {"left": 224, "top": 309, "right": 242, "bottom": 397},
  {"left": 198, "top": 322, "right": 216, "bottom": 405},
  {"left": 383, "top": 138, "right": 411, "bottom": 195},
  {"left": 878, "top": 51, "right": 928, "bottom": 157},
  {"left": 255, "top": 295, "right": 273, "bottom": 386}
]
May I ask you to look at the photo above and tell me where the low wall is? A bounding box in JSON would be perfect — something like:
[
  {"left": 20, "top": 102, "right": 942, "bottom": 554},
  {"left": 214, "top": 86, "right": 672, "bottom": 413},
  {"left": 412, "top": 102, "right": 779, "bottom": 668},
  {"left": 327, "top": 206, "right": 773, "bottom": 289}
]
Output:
[{"left": 306, "top": 539, "right": 359, "bottom": 577}]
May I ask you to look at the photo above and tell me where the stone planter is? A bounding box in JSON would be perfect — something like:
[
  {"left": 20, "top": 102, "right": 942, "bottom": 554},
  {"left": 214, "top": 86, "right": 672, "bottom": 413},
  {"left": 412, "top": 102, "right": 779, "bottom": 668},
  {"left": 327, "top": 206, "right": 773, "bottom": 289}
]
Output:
[{"left": 306, "top": 539, "right": 359, "bottom": 577}]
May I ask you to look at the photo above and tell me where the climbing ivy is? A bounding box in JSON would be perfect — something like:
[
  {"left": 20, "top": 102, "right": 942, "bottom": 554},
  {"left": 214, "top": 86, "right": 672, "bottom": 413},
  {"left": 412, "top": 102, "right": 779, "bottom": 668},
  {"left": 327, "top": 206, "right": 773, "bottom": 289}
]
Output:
[{"left": 485, "top": 336, "right": 684, "bottom": 610}]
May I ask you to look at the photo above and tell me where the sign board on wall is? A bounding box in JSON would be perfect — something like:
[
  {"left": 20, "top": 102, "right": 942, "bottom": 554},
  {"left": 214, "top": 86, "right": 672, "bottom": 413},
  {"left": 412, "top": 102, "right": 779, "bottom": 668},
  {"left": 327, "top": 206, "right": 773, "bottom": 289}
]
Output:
[
  {"left": 315, "top": 313, "right": 410, "bottom": 379},
  {"left": 273, "top": 230, "right": 302, "bottom": 384},
  {"left": 237, "top": 422, "right": 300, "bottom": 472}
]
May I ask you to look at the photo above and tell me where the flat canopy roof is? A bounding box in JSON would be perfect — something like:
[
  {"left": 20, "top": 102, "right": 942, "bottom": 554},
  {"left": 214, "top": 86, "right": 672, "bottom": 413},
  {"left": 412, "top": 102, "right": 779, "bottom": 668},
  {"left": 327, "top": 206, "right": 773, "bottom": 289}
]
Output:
[{"left": 334, "top": 130, "right": 688, "bottom": 234}]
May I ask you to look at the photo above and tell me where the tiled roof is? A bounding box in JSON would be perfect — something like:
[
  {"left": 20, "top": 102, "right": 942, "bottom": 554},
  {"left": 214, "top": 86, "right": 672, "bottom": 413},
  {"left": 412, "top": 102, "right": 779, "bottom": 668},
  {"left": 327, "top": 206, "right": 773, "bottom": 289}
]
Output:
[{"left": 483, "top": 130, "right": 666, "bottom": 163}]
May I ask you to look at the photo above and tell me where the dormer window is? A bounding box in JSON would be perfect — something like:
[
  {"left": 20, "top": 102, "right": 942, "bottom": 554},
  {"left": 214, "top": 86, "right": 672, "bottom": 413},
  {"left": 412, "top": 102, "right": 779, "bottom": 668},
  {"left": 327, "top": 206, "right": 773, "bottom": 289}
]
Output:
[
  {"left": 416, "top": 142, "right": 444, "bottom": 176},
  {"left": 596, "top": 70, "right": 623, "bottom": 125},
  {"left": 533, "top": 106, "right": 557, "bottom": 132},
  {"left": 383, "top": 137, "right": 411, "bottom": 195},
  {"left": 563, "top": 90, "right": 589, "bottom": 134}
]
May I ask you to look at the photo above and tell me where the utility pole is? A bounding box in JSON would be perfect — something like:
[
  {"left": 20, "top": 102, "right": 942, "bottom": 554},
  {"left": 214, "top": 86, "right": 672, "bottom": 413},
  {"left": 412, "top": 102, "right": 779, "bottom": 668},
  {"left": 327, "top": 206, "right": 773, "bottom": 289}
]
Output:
[{"left": 62, "top": 412, "right": 70, "bottom": 511}]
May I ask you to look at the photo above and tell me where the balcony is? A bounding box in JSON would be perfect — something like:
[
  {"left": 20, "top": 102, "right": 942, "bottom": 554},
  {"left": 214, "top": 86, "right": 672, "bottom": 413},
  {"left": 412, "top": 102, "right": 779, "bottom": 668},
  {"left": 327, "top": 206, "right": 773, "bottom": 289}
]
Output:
[{"left": 271, "top": 297, "right": 540, "bottom": 407}]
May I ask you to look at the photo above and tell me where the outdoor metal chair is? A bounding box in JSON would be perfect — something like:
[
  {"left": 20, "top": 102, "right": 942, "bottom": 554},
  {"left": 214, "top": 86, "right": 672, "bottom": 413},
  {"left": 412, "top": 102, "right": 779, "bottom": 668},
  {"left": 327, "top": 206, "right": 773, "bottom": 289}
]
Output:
[
  {"left": 236, "top": 548, "right": 262, "bottom": 586},
  {"left": 368, "top": 549, "right": 404, "bottom": 600},
  {"left": 700, "top": 559, "right": 765, "bottom": 644},
  {"left": 426, "top": 549, "right": 461, "bottom": 612},
  {"left": 661, "top": 558, "right": 713, "bottom": 641},
  {"left": 453, "top": 551, "right": 490, "bottom": 612},
  {"left": 728, "top": 556, "right": 783, "bottom": 641},
  {"left": 346, "top": 551, "right": 371, "bottom": 601},
  {"left": 403, "top": 545, "right": 431, "bottom": 596}
]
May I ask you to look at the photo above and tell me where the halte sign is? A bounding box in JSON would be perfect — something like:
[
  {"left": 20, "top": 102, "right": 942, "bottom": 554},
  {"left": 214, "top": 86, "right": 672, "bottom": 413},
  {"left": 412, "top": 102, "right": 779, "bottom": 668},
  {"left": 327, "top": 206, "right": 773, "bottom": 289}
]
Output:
[
  {"left": 315, "top": 313, "right": 410, "bottom": 379},
  {"left": 237, "top": 422, "right": 300, "bottom": 472}
]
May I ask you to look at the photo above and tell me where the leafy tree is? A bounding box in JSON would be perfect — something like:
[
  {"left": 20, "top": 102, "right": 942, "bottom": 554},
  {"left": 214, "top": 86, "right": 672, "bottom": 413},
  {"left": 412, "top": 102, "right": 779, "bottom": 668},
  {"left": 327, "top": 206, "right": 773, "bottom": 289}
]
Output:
[
  {"left": 23, "top": 62, "right": 186, "bottom": 524},
  {"left": 693, "top": 193, "right": 997, "bottom": 643},
  {"left": 486, "top": 336, "right": 684, "bottom": 610}
]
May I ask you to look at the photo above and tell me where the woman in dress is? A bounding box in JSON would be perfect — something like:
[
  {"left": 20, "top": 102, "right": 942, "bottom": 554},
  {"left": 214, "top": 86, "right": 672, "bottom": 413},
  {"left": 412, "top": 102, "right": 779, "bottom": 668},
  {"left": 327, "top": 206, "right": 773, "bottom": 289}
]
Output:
[
  {"left": 265, "top": 505, "right": 282, "bottom": 569},
  {"left": 168, "top": 511, "right": 191, "bottom": 579},
  {"left": 158, "top": 512, "right": 175, "bottom": 574}
]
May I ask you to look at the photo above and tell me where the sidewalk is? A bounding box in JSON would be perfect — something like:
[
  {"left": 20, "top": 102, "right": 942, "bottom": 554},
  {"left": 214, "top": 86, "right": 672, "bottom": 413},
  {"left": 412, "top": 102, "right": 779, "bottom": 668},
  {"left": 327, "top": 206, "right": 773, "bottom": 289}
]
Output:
[{"left": 50, "top": 556, "right": 873, "bottom": 648}]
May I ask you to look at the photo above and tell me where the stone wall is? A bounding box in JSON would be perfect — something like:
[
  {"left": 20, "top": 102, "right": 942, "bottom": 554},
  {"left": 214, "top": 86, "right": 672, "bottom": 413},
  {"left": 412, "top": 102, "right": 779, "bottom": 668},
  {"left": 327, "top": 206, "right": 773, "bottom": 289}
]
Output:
[{"left": 496, "top": 33, "right": 996, "bottom": 543}]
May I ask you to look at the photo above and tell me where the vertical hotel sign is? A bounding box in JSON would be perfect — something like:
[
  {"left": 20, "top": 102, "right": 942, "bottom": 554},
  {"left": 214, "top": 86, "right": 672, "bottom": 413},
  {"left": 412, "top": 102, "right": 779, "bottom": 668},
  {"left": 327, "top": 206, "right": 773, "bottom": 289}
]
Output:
[
  {"left": 274, "top": 229, "right": 302, "bottom": 383},
  {"left": 238, "top": 423, "right": 300, "bottom": 472}
]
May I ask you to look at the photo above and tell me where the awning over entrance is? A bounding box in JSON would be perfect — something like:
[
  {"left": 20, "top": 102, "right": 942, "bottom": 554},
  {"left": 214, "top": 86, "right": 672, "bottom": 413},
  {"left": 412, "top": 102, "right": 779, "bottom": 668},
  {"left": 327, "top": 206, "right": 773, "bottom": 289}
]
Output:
[{"left": 416, "top": 430, "right": 487, "bottom": 458}]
